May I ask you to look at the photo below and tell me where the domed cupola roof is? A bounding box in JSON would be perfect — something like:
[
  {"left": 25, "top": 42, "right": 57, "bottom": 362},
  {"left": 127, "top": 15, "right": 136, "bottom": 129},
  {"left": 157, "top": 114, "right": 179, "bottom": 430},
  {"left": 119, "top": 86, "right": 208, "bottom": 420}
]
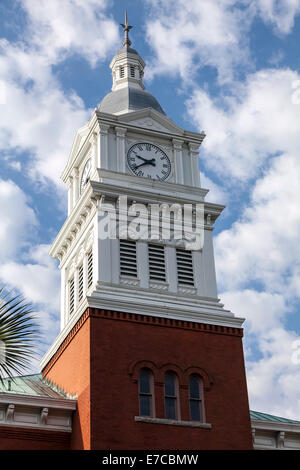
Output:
[{"left": 98, "top": 12, "right": 165, "bottom": 116}]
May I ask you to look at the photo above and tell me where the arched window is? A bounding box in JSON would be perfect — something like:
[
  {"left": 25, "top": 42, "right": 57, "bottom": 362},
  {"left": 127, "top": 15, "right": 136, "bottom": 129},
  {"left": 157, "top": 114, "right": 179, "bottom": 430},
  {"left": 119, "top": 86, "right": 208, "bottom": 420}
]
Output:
[
  {"left": 139, "top": 368, "right": 154, "bottom": 417},
  {"left": 164, "top": 372, "right": 179, "bottom": 420},
  {"left": 189, "top": 375, "right": 203, "bottom": 421}
]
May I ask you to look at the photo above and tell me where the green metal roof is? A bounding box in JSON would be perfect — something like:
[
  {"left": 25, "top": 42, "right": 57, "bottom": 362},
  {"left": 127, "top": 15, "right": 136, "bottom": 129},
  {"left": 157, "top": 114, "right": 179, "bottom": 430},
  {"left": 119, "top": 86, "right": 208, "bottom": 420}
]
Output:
[
  {"left": 0, "top": 373, "right": 75, "bottom": 399},
  {"left": 250, "top": 410, "right": 300, "bottom": 424},
  {"left": 0, "top": 377, "right": 299, "bottom": 423}
]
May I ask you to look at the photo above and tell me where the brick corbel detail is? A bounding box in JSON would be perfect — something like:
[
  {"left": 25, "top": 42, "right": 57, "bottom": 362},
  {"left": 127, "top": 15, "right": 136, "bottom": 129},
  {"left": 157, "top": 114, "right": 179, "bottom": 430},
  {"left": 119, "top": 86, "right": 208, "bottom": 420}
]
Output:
[{"left": 43, "top": 307, "right": 243, "bottom": 377}]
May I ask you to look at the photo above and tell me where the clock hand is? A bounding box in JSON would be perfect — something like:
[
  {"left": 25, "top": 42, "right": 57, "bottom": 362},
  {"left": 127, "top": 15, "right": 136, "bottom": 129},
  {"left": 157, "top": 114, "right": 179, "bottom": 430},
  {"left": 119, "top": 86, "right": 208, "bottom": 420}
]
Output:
[
  {"left": 136, "top": 155, "right": 156, "bottom": 164},
  {"left": 134, "top": 159, "right": 156, "bottom": 169}
]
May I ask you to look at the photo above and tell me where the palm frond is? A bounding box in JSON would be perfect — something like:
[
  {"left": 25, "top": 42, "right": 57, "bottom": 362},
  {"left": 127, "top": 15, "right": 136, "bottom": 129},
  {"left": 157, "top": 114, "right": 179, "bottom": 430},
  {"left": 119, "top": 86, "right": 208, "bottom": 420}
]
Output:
[{"left": 0, "top": 287, "right": 39, "bottom": 381}]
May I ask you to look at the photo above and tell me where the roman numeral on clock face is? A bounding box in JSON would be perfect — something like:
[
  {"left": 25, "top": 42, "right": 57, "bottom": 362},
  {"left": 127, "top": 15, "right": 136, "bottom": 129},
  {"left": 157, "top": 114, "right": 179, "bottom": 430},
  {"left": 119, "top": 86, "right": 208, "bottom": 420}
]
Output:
[{"left": 127, "top": 143, "right": 171, "bottom": 181}]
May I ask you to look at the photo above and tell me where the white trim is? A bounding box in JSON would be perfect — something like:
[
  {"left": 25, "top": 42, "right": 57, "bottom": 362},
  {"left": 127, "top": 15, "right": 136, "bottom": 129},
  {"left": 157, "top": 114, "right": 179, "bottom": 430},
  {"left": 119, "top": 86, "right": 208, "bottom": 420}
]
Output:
[
  {"left": 251, "top": 419, "right": 300, "bottom": 434},
  {"left": 0, "top": 393, "right": 76, "bottom": 410},
  {"left": 134, "top": 416, "right": 212, "bottom": 429},
  {"left": 40, "top": 290, "right": 244, "bottom": 371}
]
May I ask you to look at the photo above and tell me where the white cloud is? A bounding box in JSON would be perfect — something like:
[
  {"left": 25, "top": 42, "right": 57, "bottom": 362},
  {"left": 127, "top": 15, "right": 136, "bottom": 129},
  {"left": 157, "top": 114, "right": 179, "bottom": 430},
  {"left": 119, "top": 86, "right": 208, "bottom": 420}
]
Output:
[
  {"left": 0, "top": 0, "right": 120, "bottom": 188},
  {"left": 0, "top": 49, "right": 90, "bottom": 185},
  {"left": 21, "top": 0, "right": 120, "bottom": 66},
  {"left": 210, "top": 120, "right": 300, "bottom": 417},
  {"left": 247, "top": 327, "right": 300, "bottom": 418},
  {"left": 221, "top": 290, "right": 300, "bottom": 419},
  {"left": 145, "top": 0, "right": 253, "bottom": 83},
  {"left": 145, "top": 1, "right": 300, "bottom": 83},
  {"left": 201, "top": 172, "right": 228, "bottom": 204},
  {"left": 0, "top": 244, "right": 61, "bottom": 354},
  {"left": 187, "top": 68, "right": 300, "bottom": 419},
  {"left": 215, "top": 151, "right": 300, "bottom": 295},
  {"left": 0, "top": 182, "right": 59, "bottom": 321},
  {"left": 0, "top": 254, "right": 59, "bottom": 313},
  {"left": 255, "top": 0, "right": 300, "bottom": 34},
  {"left": 221, "top": 290, "right": 287, "bottom": 334},
  {"left": 0, "top": 182, "right": 60, "bottom": 359},
  {"left": 188, "top": 69, "right": 300, "bottom": 182},
  {"left": 0, "top": 179, "right": 37, "bottom": 262}
]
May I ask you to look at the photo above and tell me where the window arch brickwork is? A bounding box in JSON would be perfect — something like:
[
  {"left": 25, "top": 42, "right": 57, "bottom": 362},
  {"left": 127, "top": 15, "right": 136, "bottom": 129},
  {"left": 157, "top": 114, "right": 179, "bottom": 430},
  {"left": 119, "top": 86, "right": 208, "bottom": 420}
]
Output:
[{"left": 129, "top": 360, "right": 213, "bottom": 423}]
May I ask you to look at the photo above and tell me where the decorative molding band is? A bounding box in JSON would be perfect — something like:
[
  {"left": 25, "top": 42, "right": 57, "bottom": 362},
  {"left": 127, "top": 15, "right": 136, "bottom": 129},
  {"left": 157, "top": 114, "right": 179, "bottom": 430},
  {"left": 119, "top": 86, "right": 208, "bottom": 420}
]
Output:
[
  {"left": 178, "top": 286, "right": 197, "bottom": 295},
  {"left": 88, "top": 308, "right": 243, "bottom": 337},
  {"left": 149, "top": 281, "right": 169, "bottom": 291},
  {"left": 120, "top": 276, "right": 140, "bottom": 286},
  {"left": 42, "top": 307, "right": 243, "bottom": 376}
]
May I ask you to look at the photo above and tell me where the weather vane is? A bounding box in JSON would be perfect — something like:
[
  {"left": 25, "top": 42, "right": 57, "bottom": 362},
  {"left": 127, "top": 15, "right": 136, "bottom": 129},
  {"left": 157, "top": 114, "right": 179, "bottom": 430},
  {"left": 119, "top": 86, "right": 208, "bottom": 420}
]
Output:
[{"left": 120, "top": 10, "right": 133, "bottom": 47}]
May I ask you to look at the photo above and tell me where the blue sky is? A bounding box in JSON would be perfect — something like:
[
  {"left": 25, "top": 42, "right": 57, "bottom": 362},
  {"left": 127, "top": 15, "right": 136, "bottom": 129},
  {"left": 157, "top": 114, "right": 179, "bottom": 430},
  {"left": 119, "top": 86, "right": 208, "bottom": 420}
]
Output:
[{"left": 1, "top": 0, "right": 300, "bottom": 419}]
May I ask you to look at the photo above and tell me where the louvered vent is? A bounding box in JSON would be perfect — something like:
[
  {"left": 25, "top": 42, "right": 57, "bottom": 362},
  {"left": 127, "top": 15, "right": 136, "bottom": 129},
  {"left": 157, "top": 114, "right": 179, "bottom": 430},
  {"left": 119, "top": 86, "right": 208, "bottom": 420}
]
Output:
[
  {"left": 69, "top": 278, "right": 75, "bottom": 315},
  {"left": 148, "top": 244, "right": 166, "bottom": 282},
  {"left": 176, "top": 249, "right": 194, "bottom": 286},
  {"left": 87, "top": 251, "right": 93, "bottom": 288},
  {"left": 78, "top": 265, "right": 84, "bottom": 302},
  {"left": 120, "top": 240, "right": 137, "bottom": 277}
]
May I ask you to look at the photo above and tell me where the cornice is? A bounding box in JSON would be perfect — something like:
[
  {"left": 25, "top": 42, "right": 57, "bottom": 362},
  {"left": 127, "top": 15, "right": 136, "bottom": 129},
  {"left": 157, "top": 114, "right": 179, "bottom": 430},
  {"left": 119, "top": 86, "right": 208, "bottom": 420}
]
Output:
[
  {"left": 93, "top": 169, "right": 209, "bottom": 203},
  {"left": 251, "top": 419, "right": 300, "bottom": 434},
  {"left": 0, "top": 393, "right": 76, "bottom": 410},
  {"left": 86, "top": 289, "right": 244, "bottom": 327},
  {"left": 50, "top": 171, "right": 224, "bottom": 261},
  {"left": 95, "top": 108, "right": 206, "bottom": 144},
  {"left": 49, "top": 186, "right": 98, "bottom": 262},
  {"left": 0, "top": 393, "right": 76, "bottom": 434},
  {"left": 40, "top": 286, "right": 244, "bottom": 372},
  {"left": 61, "top": 107, "right": 206, "bottom": 188},
  {"left": 61, "top": 111, "right": 98, "bottom": 183},
  {"left": 41, "top": 307, "right": 244, "bottom": 375}
]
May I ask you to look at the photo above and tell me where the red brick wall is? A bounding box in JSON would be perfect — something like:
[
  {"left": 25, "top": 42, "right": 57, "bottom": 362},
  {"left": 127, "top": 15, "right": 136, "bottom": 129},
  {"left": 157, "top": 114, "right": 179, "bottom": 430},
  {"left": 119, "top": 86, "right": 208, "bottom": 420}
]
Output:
[
  {"left": 43, "top": 308, "right": 253, "bottom": 450},
  {"left": 90, "top": 310, "right": 252, "bottom": 450},
  {"left": 43, "top": 313, "right": 91, "bottom": 450},
  {"left": 0, "top": 427, "right": 70, "bottom": 450}
]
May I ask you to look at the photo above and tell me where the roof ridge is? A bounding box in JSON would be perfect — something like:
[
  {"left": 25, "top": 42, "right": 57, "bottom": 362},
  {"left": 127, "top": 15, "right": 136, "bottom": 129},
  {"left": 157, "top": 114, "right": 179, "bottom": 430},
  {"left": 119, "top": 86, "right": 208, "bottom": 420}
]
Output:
[{"left": 250, "top": 409, "right": 300, "bottom": 424}]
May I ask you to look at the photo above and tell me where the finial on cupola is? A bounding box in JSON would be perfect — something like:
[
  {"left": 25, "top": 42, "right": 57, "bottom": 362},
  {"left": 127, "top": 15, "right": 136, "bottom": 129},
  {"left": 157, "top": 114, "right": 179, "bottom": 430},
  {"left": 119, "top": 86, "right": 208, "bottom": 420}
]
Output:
[{"left": 120, "top": 10, "right": 133, "bottom": 47}]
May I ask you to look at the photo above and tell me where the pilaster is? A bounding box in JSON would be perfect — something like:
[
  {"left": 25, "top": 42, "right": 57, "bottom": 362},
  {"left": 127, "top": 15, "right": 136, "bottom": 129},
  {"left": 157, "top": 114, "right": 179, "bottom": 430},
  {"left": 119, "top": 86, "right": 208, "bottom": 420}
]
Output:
[
  {"left": 90, "top": 131, "right": 99, "bottom": 174},
  {"left": 72, "top": 168, "right": 79, "bottom": 208},
  {"left": 188, "top": 142, "right": 201, "bottom": 187},
  {"left": 67, "top": 176, "right": 73, "bottom": 215},
  {"left": 137, "top": 241, "right": 149, "bottom": 289},
  {"left": 115, "top": 127, "right": 127, "bottom": 172},
  {"left": 99, "top": 124, "right": 110, "bottom": 169},
  {"left": 165, "top": 245, "right": 177, "bottom": 293},
  {"left": 173, "top": 139, "right": 184, "bottom": 185},
  {"left": 60, "top": 267, "right": 66, "bottom": 330}
]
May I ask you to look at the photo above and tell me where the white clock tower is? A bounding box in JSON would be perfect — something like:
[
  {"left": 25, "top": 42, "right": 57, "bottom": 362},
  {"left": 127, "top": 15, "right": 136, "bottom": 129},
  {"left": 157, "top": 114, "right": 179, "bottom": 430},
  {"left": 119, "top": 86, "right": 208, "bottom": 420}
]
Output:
[
  {"left": 43, "top": 17, "right": 243, "bottom": 346},
  {"left": 41, "top": 14, "right": 252, "bottom": 450}
]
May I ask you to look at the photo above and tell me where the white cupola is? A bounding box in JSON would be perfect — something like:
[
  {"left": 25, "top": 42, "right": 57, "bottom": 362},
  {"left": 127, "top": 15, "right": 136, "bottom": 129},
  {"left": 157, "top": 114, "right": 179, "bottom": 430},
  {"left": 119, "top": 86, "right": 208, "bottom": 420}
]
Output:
[
  {"left": 110, "top": 11, "right": 146, "bottom": 92},
  {"left": 98, "top": 12, "right": 165, "bottom": 116}
]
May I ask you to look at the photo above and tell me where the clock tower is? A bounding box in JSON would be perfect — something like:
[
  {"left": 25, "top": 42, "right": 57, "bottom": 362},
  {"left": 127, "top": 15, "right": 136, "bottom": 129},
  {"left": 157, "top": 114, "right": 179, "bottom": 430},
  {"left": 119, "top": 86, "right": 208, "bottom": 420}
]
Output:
[{"left": 41, "top": 15, "right": 253, "bottom": 450}]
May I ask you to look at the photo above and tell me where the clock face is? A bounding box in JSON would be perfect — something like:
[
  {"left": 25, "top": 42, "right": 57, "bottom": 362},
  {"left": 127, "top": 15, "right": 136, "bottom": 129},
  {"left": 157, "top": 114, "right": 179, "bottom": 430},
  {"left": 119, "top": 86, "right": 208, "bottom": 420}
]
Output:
[
  {"left": 127, "top": 143, "right": 171, "bottom": 181},
  {"left": 80, "top": 158, "right": 92, "bottom": 194}
]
